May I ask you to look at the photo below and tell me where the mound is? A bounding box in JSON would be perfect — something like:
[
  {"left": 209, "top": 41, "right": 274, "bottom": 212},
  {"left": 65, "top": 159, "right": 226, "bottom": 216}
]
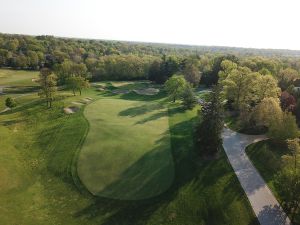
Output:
[
  {"left": 133, "top": 88, "right": 160, "bottom": 95},
  {"left": 71, "top": 101, "right": 84, "bottom": 106}
]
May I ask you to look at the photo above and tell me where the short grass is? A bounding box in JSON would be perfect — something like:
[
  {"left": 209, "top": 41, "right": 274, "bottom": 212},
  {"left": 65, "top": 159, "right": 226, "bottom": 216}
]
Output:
[
  {"left": 0, "top": 69, "right": 39, "bottom": 86},
  {"left": 0, "top": 69, "right": 258, "bottom": 225},
  {"left": 78, "top": 98, "right": 174, "bottom": 200}
]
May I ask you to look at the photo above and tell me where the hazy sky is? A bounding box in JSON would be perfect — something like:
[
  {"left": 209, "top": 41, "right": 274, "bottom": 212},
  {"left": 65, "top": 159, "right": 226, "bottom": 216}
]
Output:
[{"left": 1, "top": 0, "right": 300, "bottom": 50}]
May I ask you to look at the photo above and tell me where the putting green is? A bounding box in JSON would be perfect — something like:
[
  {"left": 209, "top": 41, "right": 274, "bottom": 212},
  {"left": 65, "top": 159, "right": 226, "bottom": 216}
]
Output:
[{"left": 77, "top": 98, "right": 174, "bottom": 200}]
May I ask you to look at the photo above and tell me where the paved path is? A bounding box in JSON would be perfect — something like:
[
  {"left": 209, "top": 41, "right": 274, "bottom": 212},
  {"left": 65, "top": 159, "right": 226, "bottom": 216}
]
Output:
[{"left": 222, "top": 127, "right": 291, "bottom": 225}]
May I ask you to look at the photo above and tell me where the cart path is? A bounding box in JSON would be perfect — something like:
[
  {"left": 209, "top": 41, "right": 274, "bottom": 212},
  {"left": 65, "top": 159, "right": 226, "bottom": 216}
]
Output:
[{"left": 222, "top": 127, "right": 290, "bottom": 225}]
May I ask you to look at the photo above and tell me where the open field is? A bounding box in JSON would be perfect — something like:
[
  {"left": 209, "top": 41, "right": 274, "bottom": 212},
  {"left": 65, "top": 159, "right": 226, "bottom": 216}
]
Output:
[
  {"left": 78, "top": 98, "right": 174, "bottom": 199},
  {"left": 0, "top": 69, "right": 39, "bottom": 86},
  {"left": 0, "top": 69, "right": 258, "bottom": 225}
]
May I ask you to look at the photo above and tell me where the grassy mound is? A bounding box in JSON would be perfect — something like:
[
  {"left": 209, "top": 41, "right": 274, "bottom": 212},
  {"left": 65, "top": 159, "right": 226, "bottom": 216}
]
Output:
[{"left": 77, "top": 98, "right": 174, "bottom": 200}]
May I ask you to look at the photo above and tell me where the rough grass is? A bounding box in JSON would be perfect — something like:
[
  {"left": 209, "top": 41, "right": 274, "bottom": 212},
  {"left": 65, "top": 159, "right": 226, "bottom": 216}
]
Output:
[
  {"left": 78, "top": 98, "right": 174, "bottom": 200},
  {"left": 0, "top": 70, "right": 258, "bottom": 224}
]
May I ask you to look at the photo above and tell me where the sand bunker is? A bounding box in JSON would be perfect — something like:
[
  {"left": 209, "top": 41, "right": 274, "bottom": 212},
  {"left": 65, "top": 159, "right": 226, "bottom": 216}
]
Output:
[
  {"left": 82, "top": 97, "right": 93, "bottom": 103},
  {"left": 111, "top": 89, "right": 130, "bottom": 94},
  {"left": 133, "top": 88, "right": 160, "bottom": 96},
  {"left": 72, "top": 101, "right": 84, "bottom": 106},
  {"left": 64, "top": 106, "right": 80, "bottom": 114}
]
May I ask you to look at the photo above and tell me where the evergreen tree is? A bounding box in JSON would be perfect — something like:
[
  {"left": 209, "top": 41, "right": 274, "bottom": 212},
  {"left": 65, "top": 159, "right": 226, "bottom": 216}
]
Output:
[
  {"left": 182, "top": 84, "right": 197, "bottom": 109},
  {"left": 195, "top": 85, "right": 224, "bottom": 156}
]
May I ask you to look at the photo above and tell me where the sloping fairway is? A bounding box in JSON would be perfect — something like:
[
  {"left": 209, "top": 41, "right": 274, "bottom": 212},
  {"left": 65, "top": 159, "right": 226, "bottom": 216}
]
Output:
[{"left": 77, "top": 98, "right": 174, "bottom": 200}]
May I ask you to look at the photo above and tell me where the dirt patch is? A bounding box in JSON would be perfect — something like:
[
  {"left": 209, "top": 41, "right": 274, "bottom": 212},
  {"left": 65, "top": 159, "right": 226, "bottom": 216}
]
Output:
[
  {"left": 97, "top": 88, "right": 105, "bottom": 91},
  {"left": 64, "top": 106, "right": 80, "bottom": 114},
  {"left": 133, "top": 88, "right": 159, "bottom": 95},
  {"left": 111, "top": 89, "right": 130, "bottom": 94}
]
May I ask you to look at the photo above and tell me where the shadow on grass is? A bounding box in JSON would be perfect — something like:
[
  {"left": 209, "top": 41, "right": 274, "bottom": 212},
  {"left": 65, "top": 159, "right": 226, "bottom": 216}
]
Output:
[
  {"left": 4, "top": 85, "right": 39, "bottom": 94},
  {"left": 72, "top": 113, "right": 199, "bottom": 224},
  {"left": 92, "top": 134, "right": 174, "bottom": 200}
]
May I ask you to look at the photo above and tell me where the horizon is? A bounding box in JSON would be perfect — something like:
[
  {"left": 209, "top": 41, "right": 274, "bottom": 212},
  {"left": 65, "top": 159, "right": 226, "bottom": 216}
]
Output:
[
  {"left": 1, "top": 0, "right": 300, "bottom": 51},
  {"left": 2, "top": 31, "right": 300, "bottom": 53}
]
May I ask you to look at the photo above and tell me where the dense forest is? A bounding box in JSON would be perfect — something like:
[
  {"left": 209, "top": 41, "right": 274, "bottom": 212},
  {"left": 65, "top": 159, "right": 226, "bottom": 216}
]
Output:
[{"left": 1, "top": 33, "right": 300, "bottom": 84}]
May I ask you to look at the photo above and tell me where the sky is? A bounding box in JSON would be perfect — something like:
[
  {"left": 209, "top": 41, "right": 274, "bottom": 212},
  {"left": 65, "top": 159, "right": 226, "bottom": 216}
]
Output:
[{"left": 0, "top": 0, "right": 300, "bottom": 50}]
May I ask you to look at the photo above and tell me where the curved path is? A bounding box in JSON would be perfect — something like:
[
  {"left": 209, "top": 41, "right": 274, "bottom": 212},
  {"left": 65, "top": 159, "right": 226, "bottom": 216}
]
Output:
[{"left": 222, "top": 127, "right": 290, "bottom": 225}]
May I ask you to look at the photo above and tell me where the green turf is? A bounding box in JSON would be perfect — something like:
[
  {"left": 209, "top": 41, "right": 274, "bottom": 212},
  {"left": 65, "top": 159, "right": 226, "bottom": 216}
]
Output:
[
  {"left": 0, "top": 69, "right": 258, "bottom": 224},
  {"left": 77, "top": 98, "right": 174, "bottom": 200},
  {"left": 0, "top": 69, "right": 39, "bottom": 86}
]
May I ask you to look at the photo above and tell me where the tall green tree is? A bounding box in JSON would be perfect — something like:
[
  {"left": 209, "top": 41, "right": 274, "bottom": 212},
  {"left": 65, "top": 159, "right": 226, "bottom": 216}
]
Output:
[
  {"left": 38, "top": 68, "right": 57, "bottom": 108},
  {"left": 195, "top": 85, "right": 224, "bottom": 156},
  {"left": 66, "top": 76, "right": 89, "bottom": 95},
  {"left": 182, "top": 84, "right": 197, "bottom": 109},
  {"left": 183, "top": 64, "right": 201, "bottom": 87},
  {"left": 222, "top": 66, "right": 258, "bottom": 110},
  {"left": 165, "top": 75, "right": 187, "bottom": 102},
  {"left": 276, "top": 138, "right": 300, "bottom": 223},
  {"left": 254, "top": 97, "right": 299, "bottom": 140}
]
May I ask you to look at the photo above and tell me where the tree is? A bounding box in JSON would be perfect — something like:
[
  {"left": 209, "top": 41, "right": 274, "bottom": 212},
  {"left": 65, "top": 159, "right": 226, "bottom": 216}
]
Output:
[
  {"left": 183, "top": 64, "right": 201, "bottom": 87},
  {"left": 256, "top": 74, "right": 280, "bottom": 103},
  {"left": 276, "top": 68, "right": 299, "bottom": 90},
  {"left": 275, "top": 138, "right": 300, "bottom": 223},
  {"left": 254, "top": 97, "right": 299, "bottom": 140},
  {"left": 275, "top": 168, "right": 300, "bottom": 223},
  {"left": 66, "top": 76, "right": 89, "bottom": 95},
  {"left": 38, "top": 68, "right": 57, "bottom": 108},
  {"left": 5, "top": 97, "right": 16, "bottom": 109},
  {"left": 280, "top": 91, "right": 296, "bottom": 112},
  {"left": 222, "top": 66, "right": 259, "bottom": 110},
  {"left": 165, "top": 75, "right": 187, "bottom": 102},
  {"left": 182, "top": 84, "right": 197, "bottom": 109},
  {"left": 218, "top": 59, "right": 238, "bottom": 81},
  {"left": 195, "top": 85, "right": 224, "bottom": 156},
  {"left": 148, "top": 60, "right": 165, "bottom": 83}
]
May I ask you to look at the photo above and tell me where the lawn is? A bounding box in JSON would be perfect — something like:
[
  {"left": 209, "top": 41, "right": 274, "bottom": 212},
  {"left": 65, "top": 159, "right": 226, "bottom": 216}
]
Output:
[
  {"left": 0, "top": 69, "right": 258, "bottom": 225},
  {"left": 0, "top": 69, "right": 39, "bottom": 86},
  {"left": 77, "top": 98, "right": 174, "bottom": 200}
]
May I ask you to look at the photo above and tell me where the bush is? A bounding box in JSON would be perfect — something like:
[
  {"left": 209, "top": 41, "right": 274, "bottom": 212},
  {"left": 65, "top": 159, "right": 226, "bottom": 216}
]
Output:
[{"left": 5, "top": 97, "right": 16, "bottom": 109}]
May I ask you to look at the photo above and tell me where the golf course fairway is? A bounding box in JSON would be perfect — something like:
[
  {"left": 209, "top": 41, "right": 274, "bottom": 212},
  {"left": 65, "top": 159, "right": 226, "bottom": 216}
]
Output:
[{"left": 77, "top": 98, "right": 174, "bottom": 200}]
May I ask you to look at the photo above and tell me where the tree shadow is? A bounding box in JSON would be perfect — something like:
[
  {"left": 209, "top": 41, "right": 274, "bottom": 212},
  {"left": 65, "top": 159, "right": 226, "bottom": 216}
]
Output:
[
  {"left": 4, "top": 85, "right": 39, "bottom": 94},
  {"left": 257, "top": 205, "right": 290, "bottom": 225},
  {"left": 118, "top": 103, "right": 164, "bottom": 117},
  {"left": 90, "top": 135, "right": 174, "bottom": 200}
]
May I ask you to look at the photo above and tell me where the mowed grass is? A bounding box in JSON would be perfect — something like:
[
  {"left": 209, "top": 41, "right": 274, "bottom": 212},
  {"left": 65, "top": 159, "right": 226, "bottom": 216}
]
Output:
[
  {"left": 78, "top": 98, "right": 174, "bottom": 200},
  {"left": 0, "top": 70, "right": 258, "bottom": 225},
  {"left": 0, "top": 69, "right": 39, "bottom": 86}
]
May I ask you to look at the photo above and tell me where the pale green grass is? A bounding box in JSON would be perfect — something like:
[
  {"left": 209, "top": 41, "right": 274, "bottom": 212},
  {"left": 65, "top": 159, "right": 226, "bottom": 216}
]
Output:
[
  {"left": 0, "top": 69, "right": 39, "bottom": 86},
  {"left": 77, "top": 98, "right": 174, "bottom": 200}
]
